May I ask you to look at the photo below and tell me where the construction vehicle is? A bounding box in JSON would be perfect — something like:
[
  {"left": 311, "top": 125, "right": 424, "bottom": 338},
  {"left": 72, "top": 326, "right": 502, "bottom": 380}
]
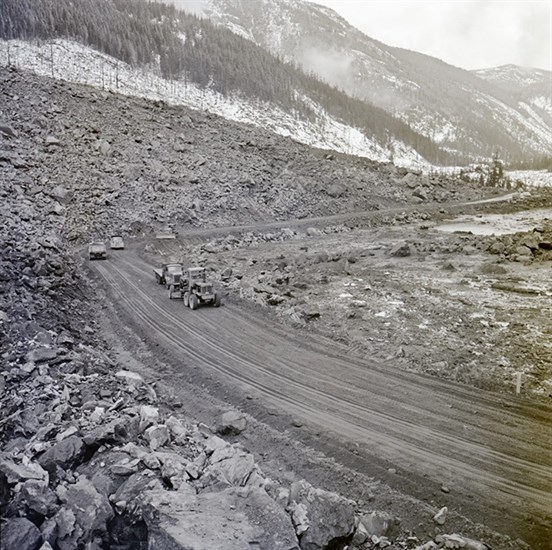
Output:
[
  {"left": 88, "top": 241, "right": 107, "bottom": 260},
  {"left": 110, "top": 236, "right": 125, "bottom": 249},
  {"left": 181, "top": 267, "right": 221, "bottom": 309},
  {"left": 153, "top": 263, "right": 183, "bottom": 290}
]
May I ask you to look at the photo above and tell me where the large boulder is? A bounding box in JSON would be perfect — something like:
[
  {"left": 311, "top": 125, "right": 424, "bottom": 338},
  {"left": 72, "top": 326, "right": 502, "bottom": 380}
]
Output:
[
  {"left": 287, "top": 480, "right": 356, "bottom": 550},
  {"left": 217, "top": 411, "right": 247, "bottom": 436},
  {"left": 0, "top": 517, "right": 43, "bottom": 550},
  {"left": 143, "top": 486, "right": 299, "bottom": 550},
  {"left": 38, "top": 436, "right": 85, "bottom": 474},
  {"left": 52, "top": 477, "right": 113, "bottom": 550}
]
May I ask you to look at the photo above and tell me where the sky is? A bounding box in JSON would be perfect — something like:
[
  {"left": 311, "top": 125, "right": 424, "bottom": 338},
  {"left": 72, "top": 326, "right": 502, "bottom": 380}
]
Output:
[{"left": 315, "top": 0, "right": 552, "bottom": 71}]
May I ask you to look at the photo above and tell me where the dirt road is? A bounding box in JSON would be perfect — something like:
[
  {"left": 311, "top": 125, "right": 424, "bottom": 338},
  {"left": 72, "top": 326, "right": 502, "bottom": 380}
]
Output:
[{"left": 91, "top": 250, "right": 552, "bottom": 547}]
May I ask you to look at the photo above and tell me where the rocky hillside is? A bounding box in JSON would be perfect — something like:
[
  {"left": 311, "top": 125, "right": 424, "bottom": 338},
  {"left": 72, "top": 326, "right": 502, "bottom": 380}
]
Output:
[
  {"left": 0, "top": 66, "right": 491, "bottom": 245},
  {"left": 194, "top": 0, "right": 552, "bottom": 163}
]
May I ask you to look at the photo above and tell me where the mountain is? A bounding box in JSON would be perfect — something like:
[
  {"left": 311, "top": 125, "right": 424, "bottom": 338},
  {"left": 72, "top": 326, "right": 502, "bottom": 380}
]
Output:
[
  {"left": 474, "top": 64, "right": 552, "bottom": 116},
  {"left": 186, "top": 0, "right": 552, "bottom": 163},
  {"left": 0, "top": 0, "right": 455, "bottom": 168},
  {"left": 2, "top": 0, "right": 550, "bottom": 167}
]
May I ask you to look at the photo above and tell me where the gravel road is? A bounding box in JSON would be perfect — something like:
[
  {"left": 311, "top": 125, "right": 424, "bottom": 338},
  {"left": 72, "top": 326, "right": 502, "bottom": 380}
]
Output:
[{"left": 90, "top": 249, "right": 552, "bottom": 548}]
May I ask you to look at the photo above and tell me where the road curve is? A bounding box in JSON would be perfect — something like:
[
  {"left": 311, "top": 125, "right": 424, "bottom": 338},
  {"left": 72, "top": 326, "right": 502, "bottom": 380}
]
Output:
[{"left": 92, "top": 251, "right": 552, "bottom": 545}]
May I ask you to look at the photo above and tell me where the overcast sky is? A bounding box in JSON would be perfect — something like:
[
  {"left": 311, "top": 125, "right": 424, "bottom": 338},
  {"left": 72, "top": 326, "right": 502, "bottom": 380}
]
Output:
[{"left": 315, "top": 0, "right": 551, "bottom": 71}]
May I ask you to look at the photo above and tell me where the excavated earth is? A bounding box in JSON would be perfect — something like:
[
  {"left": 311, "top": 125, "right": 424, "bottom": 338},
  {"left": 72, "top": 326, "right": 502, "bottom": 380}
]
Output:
[{"left": 1, "top": 66, "right": 551, "bottom": 550}]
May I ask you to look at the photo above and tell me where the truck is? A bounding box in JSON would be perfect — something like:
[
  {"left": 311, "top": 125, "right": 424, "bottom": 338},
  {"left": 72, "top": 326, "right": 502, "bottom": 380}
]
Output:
[
  {"left": 88, "top": 241, "right": 107, "bottom": 260},
  {"left": 180, "top": 267, "right": 221, "bottom": 309},
  {"left": 153, "top": 263, "right": 183, "bottom": 290}
]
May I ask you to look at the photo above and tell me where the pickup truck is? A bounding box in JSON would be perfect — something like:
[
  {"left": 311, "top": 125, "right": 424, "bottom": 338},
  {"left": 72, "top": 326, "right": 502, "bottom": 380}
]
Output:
[
  {"left": 88, "top": 242, "right": 107, "bottom": 260},
  {"left": 153, "top": 263, "right": 183, "bottom": 288}
]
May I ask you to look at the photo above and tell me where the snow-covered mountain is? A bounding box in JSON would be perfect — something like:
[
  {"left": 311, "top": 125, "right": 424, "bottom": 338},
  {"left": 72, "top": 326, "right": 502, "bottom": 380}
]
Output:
[
  {"left": 181, "top": 0, "right": 552, "bottom": 162},
  {"left": 474, "top": 65, "right": 552, "bottom": 118}
]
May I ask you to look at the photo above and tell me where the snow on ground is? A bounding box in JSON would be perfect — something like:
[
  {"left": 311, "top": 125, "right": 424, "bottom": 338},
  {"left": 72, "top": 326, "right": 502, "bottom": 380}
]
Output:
[{"left": 0, "top": 39, "right": 427, "bottom": 166}]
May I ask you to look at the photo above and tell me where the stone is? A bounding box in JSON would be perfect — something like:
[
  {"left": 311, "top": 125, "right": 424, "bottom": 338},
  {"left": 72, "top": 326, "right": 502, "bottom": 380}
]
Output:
[
  {"left": 0, "top": 455, "right": 49, "bottom": 484},
  {"left": 389, "top": 241, "right": 412, "bottom": 257},
  {"left": 115, "top": 370, "right": 144, "bottom": 386},
  {"left": 217, "top": 411, "right": 247, "bottom": 436},
  {"left": 83, "top": 418, "right": 129, "bottom": 446},
  {"left": 433, "top": 506, "right": 448, "bottom": 525},
  {"left": 139, "top": 405, "right": 159, "bottom": 431},
  {"left": 17, "top": 479, "right": 59, "bottom": 516},
  {"left": 26, "top": 347, "right": 58, "bottom": 363},
  {"left": 201, "top": 446, "right": 258, "bottom": 489},
  {"left": 143, "top": 487, "right": 299, "bottom": 550},
  {"left": 165, "top": 416, "right": 188, "bottom": 443},
  {"left": 45, "top": 135, "right": 61, "bottom": 146},
  {"left": 358, "top": 511, "right": 400, "bottom": 540},
  {"left": 38, "top": 436, "right": 85, "bottom": 473},
  {"left": 488, "top": 241, "right": 505, "bottom": 255},
  {"left": 144, "top": 425, "right": 170, "bottom": 451},
  {"left": 54, "top": 478, "right": 113, "bottom": 550},
  {"left": 438, "top": 534, "right": 490, "bottom": 549},
  {"left": 1, "top": 517, "right": 43, "bottom": 550},
  {"left": 326, "top": 182, "right": 347, "bottom": 198},
  {"left": 0, "top": 124, "right": 17, "bottom": 138},
  {"left": 287, "top": 480, "right": 356, "bottom": 549}
]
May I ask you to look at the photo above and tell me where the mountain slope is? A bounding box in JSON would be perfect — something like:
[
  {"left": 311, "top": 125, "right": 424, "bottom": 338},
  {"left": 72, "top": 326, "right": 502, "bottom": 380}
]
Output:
[
  {"left": 1, "top": 0, "right": 454, "bottom": 166},
  {"left": 193, "top": 0, "right": 552, "bottom": 162}
]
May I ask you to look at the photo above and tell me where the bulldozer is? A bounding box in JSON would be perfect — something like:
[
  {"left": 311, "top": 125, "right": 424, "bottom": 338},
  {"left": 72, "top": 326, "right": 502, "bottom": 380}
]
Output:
[{"left": 180, "top": 267, "right": 221, "bottom": 309}]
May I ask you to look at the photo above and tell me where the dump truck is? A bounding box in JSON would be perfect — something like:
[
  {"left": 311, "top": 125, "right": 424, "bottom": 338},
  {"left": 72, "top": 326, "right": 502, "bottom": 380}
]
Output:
[
  {"left": 181, "top": 267, "right": 221, "bottom": 309},
  {"left": 88, "top": 241, "right": 107, "bottom": 260},
  {"left": 153, "top": 263, "right": 183, "bottom": 289}
]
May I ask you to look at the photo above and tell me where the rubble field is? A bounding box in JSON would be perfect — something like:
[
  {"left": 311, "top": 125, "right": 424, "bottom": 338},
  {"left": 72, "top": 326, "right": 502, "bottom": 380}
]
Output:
[{"left": 1, "top": 66, "right": 551, "bottom": 550}]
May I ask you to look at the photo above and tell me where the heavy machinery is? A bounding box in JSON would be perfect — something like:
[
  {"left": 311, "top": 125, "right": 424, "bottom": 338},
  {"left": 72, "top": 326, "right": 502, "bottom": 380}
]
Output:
[
  {"left": 88, "top": 241, "right": 107, "bottom": 260},
  {"left": 110, "top": 236, "right": 125, "bottom": 249},
  {"left": 181, "top": 267, "right": 221, "bottom": 309},
  {"left": 153, "top": 263, "right": 183, "bottom": 291}
]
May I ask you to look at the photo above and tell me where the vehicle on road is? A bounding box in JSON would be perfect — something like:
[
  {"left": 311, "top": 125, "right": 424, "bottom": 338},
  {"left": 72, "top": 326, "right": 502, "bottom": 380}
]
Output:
[
  {"left": 88, "top": 241, "right": 107, "bottom": 260},
  {"left": 181, "top": 267, "right": 221, "bottom": 309},
  {"left": 110, "top": 236, "right": 125, "bottom": 249},
  {"left": 153, "top": 263, "right": 183, "bottom": 289}
]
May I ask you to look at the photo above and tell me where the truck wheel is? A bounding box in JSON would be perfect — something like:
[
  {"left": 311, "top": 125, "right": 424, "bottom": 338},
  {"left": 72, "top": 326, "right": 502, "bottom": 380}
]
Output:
[
  {"left": 183, "top": 293, "right": 189, "bottom": 307},
  {"left": 189, "top": 294, "right": 198, "bottom": 310},
  {"left": 213, "top": 293, "right": 221, "bottom": 307}
]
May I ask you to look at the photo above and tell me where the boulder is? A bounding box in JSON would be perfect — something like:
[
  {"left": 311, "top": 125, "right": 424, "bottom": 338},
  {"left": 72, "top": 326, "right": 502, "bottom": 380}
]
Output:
[
  {"left": 287, "top": 480, "right": 356, "bottom": 549},
  {"left": 83, "top": 418, "right": 129, "bottom": 446},
  {"left": 1, "top": 517, "right": 43, "bottom": 550},
  {"left": 0, "top": 455, "right": 49, "bottom": 484},
  {"left": 144, "top": 425, "right": 170, "bottom": 451},
  {"left": 143, "top": 487, "right": 299, "bottom": 550},
  {"left": 54, "top": 478, "right": 113, "bottom": 550},
  {"left": 433, "top": 506, "right": 448, "bottom": 525},
  {"left": 38, "top": 436, "right": 85, "bottom": 473},
  {"left": 217, "top": 411, "right": 247, "bottom": 436},
  {"left": 358, "top": 511, "right": 400, "bottom": 540},
  {"left": 389, "top": 241, "right": 412, "bottom": 257},
  {"left": 15, "top": 479, "right": 59, "bottom": 517},
  {"left": 139, "top": 405, "right": 159, "bottom": 432},
  {"left": 201, "top": 446, "right": 258, "bottom": 489},
  {"left": 326, "top": 183, "right": 347, "bottom": 198}
]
